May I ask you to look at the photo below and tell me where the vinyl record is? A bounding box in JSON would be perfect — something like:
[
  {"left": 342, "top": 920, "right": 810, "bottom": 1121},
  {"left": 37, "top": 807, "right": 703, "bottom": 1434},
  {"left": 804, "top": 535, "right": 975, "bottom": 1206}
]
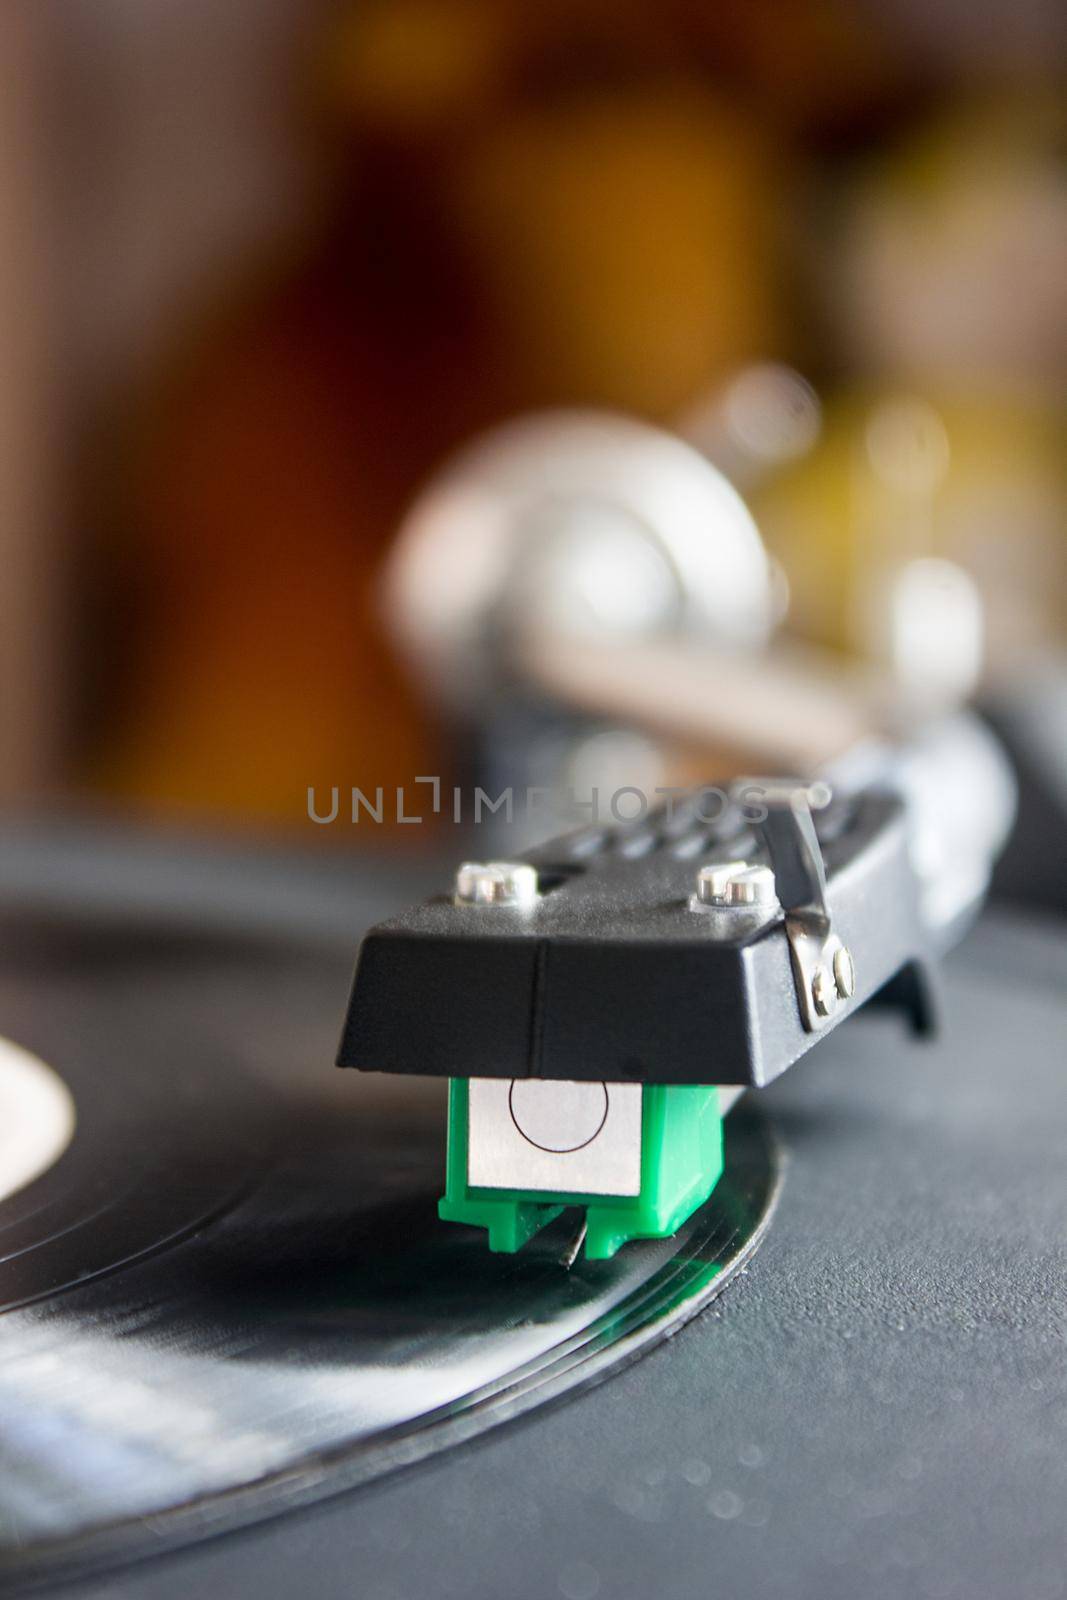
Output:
[{"left": 0, "top": 895, "right": 779, "bottom": 1589}]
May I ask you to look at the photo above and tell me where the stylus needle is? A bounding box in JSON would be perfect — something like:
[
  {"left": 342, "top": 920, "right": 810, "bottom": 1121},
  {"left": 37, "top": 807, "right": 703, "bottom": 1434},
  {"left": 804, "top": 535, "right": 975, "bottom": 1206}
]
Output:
[{"left": 560, "top": 1218, "right": 589, "bottom": 1270}]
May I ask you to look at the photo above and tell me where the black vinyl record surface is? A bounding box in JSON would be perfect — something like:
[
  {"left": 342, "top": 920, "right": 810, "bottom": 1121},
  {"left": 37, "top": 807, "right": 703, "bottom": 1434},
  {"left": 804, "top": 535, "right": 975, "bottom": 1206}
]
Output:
[{"left": 0, "top": 835, "right": 777, "bottom": 1590}]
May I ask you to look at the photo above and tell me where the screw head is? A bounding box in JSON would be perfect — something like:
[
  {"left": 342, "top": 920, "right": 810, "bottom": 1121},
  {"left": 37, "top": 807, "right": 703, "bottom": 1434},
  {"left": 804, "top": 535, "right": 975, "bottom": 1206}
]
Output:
[
  {"left": 693, "top": 860, "right": 778, "bottom": 909},
  {"left": 723, "top": 865, "right": 778, "bottom": 908},
  {"left": 811, "top": 964, "right": 837, "bottom": 1017},
  {"left": 693, "top": 859, "right": 749, "bottom": 906},
  {"left": 454, "top": 861, "right": 539, "bottom": 907},
  {"left": 833, "top": 945, "right": 856, "bottom": 999}
]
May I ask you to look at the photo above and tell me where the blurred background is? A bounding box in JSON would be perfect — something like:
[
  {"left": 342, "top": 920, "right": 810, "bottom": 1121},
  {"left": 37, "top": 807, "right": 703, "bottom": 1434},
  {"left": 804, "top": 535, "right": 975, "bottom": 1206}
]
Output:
[{"left": 1, "top": 0, "right": 1065, "bottom": 901}]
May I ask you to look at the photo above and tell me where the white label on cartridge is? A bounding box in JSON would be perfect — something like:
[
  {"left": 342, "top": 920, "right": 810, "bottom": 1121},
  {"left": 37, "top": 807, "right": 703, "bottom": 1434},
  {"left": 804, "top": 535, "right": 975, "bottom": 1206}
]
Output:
[{"left": 467, "top": 1078, "right": 642, "bottom": 1196}]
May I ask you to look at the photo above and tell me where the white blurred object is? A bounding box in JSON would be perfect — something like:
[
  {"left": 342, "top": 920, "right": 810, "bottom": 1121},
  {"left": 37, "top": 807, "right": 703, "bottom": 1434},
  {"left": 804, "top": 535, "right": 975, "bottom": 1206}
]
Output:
[
  {"left": 0, "top": 1036, "right": 76, "bottom": 1203},
  {"left": 680, "top": 362, "right": 822, "bottom": 487},
  {"left": 386, "top": 401, "right": 1001, "bottom": 790},
  {"left": 824, "top": 713, "right": 1016, "bottom": 938},
  {"left": 901, "top": 714, "right": 1017, "bottom": 934},
  {"left": 852, "top": 398, "right": 984, "bottom": 714},
  {"left": 885, "top": 558, "right": 985, "bottom": 712},
  {"left": 384, "top": 411, "right": 776, "bottom": 712}
]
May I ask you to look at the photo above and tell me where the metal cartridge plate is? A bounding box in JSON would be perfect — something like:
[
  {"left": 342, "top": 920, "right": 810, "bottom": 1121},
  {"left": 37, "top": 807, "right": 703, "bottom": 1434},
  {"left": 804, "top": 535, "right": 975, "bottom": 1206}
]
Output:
[{"left": 467, "top": 1077, "right": 643, "bottom": 1195}]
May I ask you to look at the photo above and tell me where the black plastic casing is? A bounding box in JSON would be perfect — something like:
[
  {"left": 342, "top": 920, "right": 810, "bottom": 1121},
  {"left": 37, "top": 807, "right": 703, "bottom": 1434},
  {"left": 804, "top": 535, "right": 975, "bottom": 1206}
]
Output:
[{"left": 337, "top": 792, "right": 931, "bottom": 1088}]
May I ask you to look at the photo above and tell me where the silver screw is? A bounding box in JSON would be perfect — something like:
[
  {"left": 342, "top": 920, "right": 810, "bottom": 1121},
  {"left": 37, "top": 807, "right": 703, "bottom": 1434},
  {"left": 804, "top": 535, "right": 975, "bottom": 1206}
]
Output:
[
  {"left": 454, "top": 861, "right": 539, "bottom": 907},
  {"left": 723, "top": 865, "right": 778, "bottom": 908},
  {"left": 833, "top": 945, "right": 856, "bottom": 999},
  {"left": 693, "top": 859, "right": 751, "bottom": 906},
  {"left": 811, "top": 964, "right": 837, "bottom": 1017}
]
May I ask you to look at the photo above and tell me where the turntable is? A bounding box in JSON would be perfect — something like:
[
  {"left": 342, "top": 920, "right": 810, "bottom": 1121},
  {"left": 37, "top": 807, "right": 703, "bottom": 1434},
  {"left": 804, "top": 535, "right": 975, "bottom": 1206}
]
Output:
[{"left": 1, "top": 765, "right": 1065, "bottom": 1600}]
